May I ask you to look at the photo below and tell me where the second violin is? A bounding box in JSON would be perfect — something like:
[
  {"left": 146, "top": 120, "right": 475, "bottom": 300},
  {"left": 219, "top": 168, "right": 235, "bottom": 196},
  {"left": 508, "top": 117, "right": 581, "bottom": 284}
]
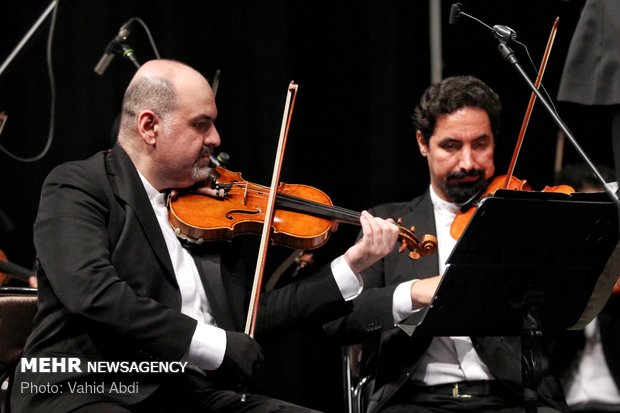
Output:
[{"left": 450, "top": 175, "right": 574, "bottom": 239}]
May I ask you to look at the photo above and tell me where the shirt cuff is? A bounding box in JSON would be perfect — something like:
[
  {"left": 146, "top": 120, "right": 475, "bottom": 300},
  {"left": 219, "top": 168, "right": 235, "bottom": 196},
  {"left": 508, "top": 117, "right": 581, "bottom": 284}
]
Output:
[
  {"left": 330, "top": 255, "right": 363, "bottom": 301},
  {"left": 392, "top": 279, "right": 423, "bottom": 323},
  {"left": 186, "top": 323, "right": 227, "bottom": 370}
]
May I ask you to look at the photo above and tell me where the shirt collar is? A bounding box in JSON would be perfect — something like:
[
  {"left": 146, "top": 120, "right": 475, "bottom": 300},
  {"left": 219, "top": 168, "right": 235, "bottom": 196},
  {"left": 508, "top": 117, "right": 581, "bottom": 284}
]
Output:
[{"left": 138, "top": 172, "right": 166, "bottom": 206}]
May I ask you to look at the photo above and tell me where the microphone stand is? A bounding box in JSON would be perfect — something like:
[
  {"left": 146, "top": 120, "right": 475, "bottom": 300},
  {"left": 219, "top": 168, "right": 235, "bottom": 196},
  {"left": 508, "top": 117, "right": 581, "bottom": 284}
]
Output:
[
  {"left": 452, "top": 9, "right": 619, "bottom": 412},
  {"left": 112, "top": 42, "right": 141, "bottom": 70},
  {"left": 0, "top": 0, "right": 58, "bottom": 79},
  {"left": 497, "top": 38, "right": 619, "bottom": 413},
  {"left": 496, "top": 41, "right": 619, "bottom": 204}
]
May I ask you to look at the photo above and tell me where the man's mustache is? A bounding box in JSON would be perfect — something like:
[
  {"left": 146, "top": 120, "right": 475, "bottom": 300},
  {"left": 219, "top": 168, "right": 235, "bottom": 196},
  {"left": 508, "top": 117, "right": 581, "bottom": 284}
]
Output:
[
  {"left": 447, "top": 169, "right": 484, "bottom": 181},
  {"left": 199, "top": 146, "right": 214, "bottom": 158}
]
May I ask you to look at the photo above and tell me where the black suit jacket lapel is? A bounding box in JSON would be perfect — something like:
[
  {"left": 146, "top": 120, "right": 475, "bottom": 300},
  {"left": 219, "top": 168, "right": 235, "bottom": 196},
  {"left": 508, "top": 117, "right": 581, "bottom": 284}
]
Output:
[{"left": 106, "top": 145, "right": 176, "bottom": 282}]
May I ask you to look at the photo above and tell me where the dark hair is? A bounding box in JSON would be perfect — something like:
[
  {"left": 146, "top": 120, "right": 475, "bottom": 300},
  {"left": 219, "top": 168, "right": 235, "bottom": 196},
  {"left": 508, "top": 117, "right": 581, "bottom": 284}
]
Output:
[
  {"left": 412, "top": 75, "right": 501, "bottom": 144},
  {"left": 555, "top": 163, "right": 615, "bottom": 191}
]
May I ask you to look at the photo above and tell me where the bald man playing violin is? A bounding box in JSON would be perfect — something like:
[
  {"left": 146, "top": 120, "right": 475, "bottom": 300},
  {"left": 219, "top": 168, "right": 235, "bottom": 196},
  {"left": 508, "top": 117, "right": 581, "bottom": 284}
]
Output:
[
  {"left": 326, "top": 75, "right": 569, "bottom": 413},
  {"left": 11, "top": 59, "right": 400, "bottom": 413}
]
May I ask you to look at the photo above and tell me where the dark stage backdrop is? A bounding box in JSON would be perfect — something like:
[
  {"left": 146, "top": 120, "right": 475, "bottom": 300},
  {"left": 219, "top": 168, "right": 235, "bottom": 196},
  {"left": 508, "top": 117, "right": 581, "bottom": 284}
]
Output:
[{"left": 0, "top": 0, "right": 610, "bottom": 411}]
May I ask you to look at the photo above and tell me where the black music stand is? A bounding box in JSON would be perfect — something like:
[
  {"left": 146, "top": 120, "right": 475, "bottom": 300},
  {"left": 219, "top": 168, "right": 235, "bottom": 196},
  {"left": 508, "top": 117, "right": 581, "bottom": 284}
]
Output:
[{"left": 398, "top": 189, "right": 620, "bottom": 413}]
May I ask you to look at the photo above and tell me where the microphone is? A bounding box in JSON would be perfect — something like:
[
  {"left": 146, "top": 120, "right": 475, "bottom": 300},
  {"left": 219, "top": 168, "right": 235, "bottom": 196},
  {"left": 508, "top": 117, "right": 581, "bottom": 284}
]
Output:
[
  {"left": 492, "top": 25, "right": 517, "bottom": 43},
  {"left": 449, "top": 3, "right": 463, "bottom": 25},
  {"left": 94, "top": 19, "right": 134, "bottom": 75},
  {"left": 448, "top": 3, "right": 517, "bottom": 44}
]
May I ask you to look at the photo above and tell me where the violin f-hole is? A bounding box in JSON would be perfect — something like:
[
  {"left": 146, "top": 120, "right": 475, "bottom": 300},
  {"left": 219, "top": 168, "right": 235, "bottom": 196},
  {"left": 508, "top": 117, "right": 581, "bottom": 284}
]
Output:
[{"left": 226, "top": 207, "right": 262, "bottom": 220}]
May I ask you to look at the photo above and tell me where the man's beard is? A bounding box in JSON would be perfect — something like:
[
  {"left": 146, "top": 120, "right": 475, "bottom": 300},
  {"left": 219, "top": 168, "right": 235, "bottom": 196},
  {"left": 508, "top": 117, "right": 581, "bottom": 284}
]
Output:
[
  {"left": 191, "top": 146, "right": 215, "bottom": 182},
  {"left": 445, "top": 169, "right": 488, "bottom": 207},
  {"left": 192, "top": 162, "right": 215, "bottom": 182}
]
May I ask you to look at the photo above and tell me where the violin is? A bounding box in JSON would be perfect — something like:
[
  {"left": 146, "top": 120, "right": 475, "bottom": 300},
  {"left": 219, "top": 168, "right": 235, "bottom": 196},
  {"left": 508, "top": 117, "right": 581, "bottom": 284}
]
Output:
[
  {"left": 0, "top": 249, "right": 9, "bottom": 285},
  {"left": 168, "top": 166, "right": 438, "bottom": 260},
  {"left": 0, "top": 248, "right": 35, "bottom": 286},
  {"left": 450, "top": 175, "right": 574, "bottom": 239}
]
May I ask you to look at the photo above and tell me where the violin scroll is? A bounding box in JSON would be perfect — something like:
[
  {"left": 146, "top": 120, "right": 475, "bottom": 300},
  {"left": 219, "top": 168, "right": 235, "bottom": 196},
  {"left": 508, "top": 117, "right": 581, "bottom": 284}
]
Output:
[{"left": 397, "top": 219, "right": 438, "bottom": 260}]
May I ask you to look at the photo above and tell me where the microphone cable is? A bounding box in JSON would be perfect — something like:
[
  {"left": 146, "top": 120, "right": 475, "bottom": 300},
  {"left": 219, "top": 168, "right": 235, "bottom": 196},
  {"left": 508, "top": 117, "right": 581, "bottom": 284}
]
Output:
[
  {"left": 0, "top": 0, "right": 60, "bottom": 162},
  {"left": 449, "top": 3, "right": 561, "bottom": 119}
]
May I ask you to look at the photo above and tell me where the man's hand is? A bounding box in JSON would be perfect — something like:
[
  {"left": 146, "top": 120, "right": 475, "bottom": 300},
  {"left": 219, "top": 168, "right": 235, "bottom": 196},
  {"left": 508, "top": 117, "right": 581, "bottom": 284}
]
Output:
[
  {"left": 344, "top": 211, "right": 400, "bottom": 274},
  {"left": 220, "top": 331, "right": 264, "bottom": 381},
  {"left": 411, "top": 275, "right": 442, "bottom": 307}
]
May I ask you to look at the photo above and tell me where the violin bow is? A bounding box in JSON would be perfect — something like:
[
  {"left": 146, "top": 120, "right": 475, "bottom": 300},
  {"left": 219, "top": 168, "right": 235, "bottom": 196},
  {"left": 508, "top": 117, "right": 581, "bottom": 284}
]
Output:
[
  {"left": 245, "top": 81, "right": 299, "bottom": 337},
  {"left": 0, "top": 112, "right": 7, "bottom": 137},
  {"left": 503, "top": 17, "right": 559, "bottom": 188}
]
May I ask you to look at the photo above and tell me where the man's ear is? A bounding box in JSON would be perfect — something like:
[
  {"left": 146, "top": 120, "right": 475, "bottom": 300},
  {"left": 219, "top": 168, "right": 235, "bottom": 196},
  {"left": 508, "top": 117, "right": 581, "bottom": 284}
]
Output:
[
  {"left": 137, "top": 110, "right": 159, "bottom": 145},
  {"left": 416, "top": 131, "right": 428, "bottom": 157}
]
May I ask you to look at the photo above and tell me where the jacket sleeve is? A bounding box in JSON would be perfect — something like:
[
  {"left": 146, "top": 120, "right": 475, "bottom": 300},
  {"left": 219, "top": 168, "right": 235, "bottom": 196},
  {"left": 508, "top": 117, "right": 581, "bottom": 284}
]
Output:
[{"left": 255, "top": 260, "right": 353, "bottom": 334}]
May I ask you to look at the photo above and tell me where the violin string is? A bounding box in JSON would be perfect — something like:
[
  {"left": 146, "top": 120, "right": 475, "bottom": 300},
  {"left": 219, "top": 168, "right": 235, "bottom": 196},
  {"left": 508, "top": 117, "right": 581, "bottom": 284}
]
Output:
[
  {"left": 213, "top": 181, "right": 420, "bottom": 249},
  {"left": 227, "top": 181, "right": 362, "bottom": 222},
  {"left": 278, "top": 194, "right": 362, "bottom": 223},
  {"left": 223, "top": 181, "right": 417, "bottom": 242}
]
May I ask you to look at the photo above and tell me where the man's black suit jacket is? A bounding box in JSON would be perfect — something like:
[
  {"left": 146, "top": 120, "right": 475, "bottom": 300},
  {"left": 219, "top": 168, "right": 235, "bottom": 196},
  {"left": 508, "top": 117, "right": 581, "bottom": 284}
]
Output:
[
  {"left": 11, "top": 144, "right": 351, "bottom": 413},
  {"left": 326, "top": 189, "right": 568, "bottom": 413}
]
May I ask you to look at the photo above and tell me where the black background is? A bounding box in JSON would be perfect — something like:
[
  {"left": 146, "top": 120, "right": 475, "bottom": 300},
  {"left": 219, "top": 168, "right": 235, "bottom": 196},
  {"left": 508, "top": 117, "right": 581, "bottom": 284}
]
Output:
[{"left": 0, "top": 1, "right": 613, "bottom": 411}]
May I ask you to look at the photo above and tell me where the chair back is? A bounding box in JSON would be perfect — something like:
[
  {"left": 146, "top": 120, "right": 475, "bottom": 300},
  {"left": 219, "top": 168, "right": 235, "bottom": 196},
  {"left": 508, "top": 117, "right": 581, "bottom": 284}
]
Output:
[
  {"left": 342, "top": 338, "right": 380, "bottom": 413},
  {"left": 0, "top": 287, "right": 37, "bottom": 377}
]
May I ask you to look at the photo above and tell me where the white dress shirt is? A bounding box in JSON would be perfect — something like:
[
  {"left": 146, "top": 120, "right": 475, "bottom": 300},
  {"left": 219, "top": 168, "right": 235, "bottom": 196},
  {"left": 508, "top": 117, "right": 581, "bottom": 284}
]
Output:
[
  {"left": 564, "top": 318, "right": 620, "bottom": 406},
  {"left": 393, "top": 185, "right": 494, "bottom": 386},
  {"left": 139, "top": 173, "right": 362, "bottom": 371}
]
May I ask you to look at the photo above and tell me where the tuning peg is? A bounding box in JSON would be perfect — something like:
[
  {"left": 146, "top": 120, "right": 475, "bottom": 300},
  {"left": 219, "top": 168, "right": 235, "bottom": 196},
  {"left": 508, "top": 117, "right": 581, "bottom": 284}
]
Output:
[{"left": 399, "top": 239, "right": 407, "bottom": 253}]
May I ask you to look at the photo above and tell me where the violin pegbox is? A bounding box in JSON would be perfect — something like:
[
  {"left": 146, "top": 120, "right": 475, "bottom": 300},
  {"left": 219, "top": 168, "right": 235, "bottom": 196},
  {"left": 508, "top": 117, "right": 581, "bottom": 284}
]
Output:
[{"left": 396, "top": 217, "right": 437, "bottom": 261}]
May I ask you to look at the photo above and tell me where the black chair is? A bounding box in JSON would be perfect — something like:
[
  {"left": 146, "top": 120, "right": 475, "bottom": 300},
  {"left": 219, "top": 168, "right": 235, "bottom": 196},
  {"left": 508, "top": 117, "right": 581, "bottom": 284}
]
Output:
[
  {"left": 0, "top": 287, "right": 37, "bottom": 413},
  {"left": 343, "top": 343, "right": 373, "bottom": 413},
  {"left": 342, "top": 333, "right": 382, "bottom": 413}
]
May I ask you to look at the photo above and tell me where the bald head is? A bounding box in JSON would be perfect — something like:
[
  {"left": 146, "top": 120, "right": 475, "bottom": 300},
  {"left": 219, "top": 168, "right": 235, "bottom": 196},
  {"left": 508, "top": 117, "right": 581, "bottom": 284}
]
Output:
[
  {"left": 139, "top": 59, "right": 203, "bottom": 79},
  {"left": 117, "top": 59, "right": 214, "bottom": 146},
  {"left": 115, "top": 59, "right": 220, "bottom": 190}
]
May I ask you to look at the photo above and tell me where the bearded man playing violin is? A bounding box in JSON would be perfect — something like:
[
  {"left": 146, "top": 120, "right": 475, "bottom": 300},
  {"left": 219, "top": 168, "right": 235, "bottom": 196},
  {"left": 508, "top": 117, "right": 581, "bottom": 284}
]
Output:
[
  {"left": 326, "top": 75, "right": 569, "bottom": 413},
  {"left": 10, "top": 59, "right": 401, "bottom": 413}
]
